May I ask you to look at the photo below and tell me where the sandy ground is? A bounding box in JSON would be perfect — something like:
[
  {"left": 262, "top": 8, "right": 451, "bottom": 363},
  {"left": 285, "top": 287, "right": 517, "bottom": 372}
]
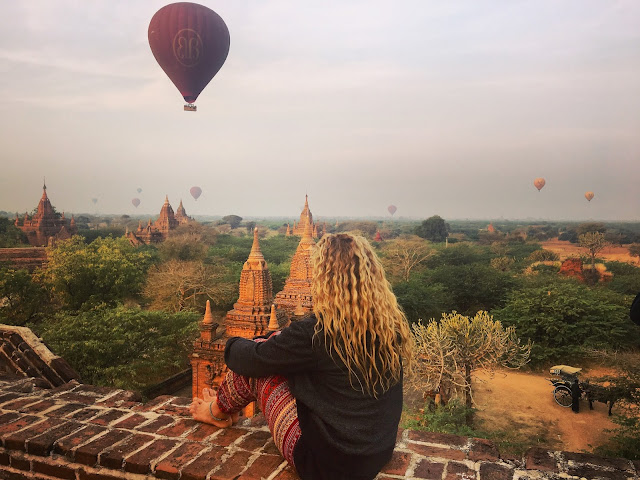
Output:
[
  {"left": 472, "top": 368, "right": 618, "bottom": 453},
  {"left": 541, "top": 239, "right": 637, "bottom": 264}
]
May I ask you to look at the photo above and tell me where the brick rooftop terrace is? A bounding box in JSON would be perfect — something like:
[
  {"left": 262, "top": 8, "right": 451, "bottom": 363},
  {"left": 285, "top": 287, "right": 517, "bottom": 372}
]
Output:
[{"left": 1, "top": 378, "right": 639, "bottom": 480}]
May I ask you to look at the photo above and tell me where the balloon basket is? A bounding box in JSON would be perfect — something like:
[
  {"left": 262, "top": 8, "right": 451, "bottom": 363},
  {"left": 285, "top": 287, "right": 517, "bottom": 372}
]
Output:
[{"left": 184, "top": 104, "right": 197, "bottom": 112}]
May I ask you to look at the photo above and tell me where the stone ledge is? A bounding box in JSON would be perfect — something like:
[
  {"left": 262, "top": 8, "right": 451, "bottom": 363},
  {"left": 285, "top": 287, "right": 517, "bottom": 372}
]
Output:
[{"left": 0, "top": 379, "right": 638, "bottom": 480}]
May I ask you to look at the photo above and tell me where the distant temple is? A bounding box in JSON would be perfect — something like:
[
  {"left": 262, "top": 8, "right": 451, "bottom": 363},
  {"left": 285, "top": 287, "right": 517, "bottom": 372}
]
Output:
[
  {"left": 292, "top": 194, "right": 319, "bottom": 237},
  {"left": 126, "top": 196, "right": 193, "bottom": 246},
  {"left": 15, "top": 182, "right": 77, "bottom": 247}
]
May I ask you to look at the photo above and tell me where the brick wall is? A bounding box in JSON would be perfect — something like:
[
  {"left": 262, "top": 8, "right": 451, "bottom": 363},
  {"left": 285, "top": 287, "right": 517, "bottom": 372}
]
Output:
[{"left": 1, "top": 377, "right": 638, "bottom": 480}]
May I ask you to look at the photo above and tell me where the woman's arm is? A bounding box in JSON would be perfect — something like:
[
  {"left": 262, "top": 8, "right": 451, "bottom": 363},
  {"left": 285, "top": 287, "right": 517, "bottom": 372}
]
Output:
[{"left": 224, "top": 319, "right": 318, "bottom": 377}]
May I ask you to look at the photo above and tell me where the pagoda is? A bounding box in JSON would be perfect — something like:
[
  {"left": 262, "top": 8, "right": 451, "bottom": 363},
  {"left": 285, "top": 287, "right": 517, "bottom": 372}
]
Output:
[
  {"left": 16, "top": 182, "right": 77, "bottom": 246},
  {"left": 273, "top": 221, "right": 315, "bottom": 321},
  {"left": 190, "top": 228, "right": 276, "bottom": 400},
  {"left": 292, "top": 194, "right": 317, "bottom": 237},
  {"left": 174, "top": 199, "right": 193, "bottom": 226},
  {"left": 126, "top": 195, "right": 190, "bottom": 245}
]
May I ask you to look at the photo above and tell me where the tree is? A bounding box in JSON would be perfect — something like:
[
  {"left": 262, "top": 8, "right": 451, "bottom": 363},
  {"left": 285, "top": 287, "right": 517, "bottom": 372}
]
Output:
[
  {"left": 38, "top": 305, "right": 200, "bottom": 391},
  {"left": 381, "top": 235, "right": 434, "bottom": 281},
  {"left": 0, "top": 217, "right": 27, "bottom": 247},
  {"left": 493, "top": 279, "right": 638, "bottom": 364},
  {"left": 0, "top": 268, "right": 49, "bottom": 326},
  {"left": 221, "top": 215, "right": 243, "bottom": 229},
  {"left": 579, "top": 231, "right": 608, "bottom": 282},
  {"left": 412, "top": 311, "right": 531, "bottom": 425},
  {"left": 144, "top": 259, "right": 235, "bottom": 312},
  {"left": 158, "top": 224, "right": 215, "bottom": 261},
  {"left": 628, "top": 244, "right": 640, "bottom": 264},
  {"left": 490, "top": 256, "right": 515, "bottom": 272},
  {"left": 415, "top": 215, "right": 449, "bottom": 242},
  {"left": 44, "top": 236, "right": 155, "bottom": 310}
]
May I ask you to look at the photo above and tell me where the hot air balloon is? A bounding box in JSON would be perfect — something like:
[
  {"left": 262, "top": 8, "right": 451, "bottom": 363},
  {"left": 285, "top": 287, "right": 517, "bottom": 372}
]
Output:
[
  {"left": 137, "top": 188, "right": 142, "bottom": 194},
  {"left": 132, "top": 198, "right": 141, "bottom": 208},
  {"left": 387, "top": 205, "right": 397, "bottom": 216},
  {"left": 91, "top": 198, "right": 98, "bottom": 205},
  {"left": 534, "top": 178, "right": 545, "bottom": 191},
  {"left": 190, "top": 186, "right": 202, "bottom": 200},
  {"left": 148, "top": 3, "right": 230, "bottom": 111},
  {"left": 585, "top": 191, "right": 594, "bottom": 202}
]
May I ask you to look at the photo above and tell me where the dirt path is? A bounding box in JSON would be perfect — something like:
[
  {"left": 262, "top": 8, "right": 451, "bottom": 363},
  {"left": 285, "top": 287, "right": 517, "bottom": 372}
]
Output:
[
  {"left": 542, "top": 239, "right": 636, "bottom": 264},
  {"left": 473, "top": 369, "right": 618, "bottom": 453}
]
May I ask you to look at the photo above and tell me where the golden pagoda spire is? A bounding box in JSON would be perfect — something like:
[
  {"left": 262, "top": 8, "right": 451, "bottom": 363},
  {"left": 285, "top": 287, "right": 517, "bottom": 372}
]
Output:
[
  {"left": 248, "top": 227, "right": 264, "bottom": 259},
  {"left": 203, "top": 299, "right": 214, "bottom": 325},
  {"left": 164, "top": 194, "right": 169, "bottom": 205},
  {"left": 267, "top": 304, "right": 279, "bottom": 331}
]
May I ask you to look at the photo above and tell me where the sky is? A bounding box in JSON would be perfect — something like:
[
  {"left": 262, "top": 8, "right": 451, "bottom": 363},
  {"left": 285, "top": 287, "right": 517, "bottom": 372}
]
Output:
[{"left": 0, "top": 1, "right": 639, "bottom": 221}]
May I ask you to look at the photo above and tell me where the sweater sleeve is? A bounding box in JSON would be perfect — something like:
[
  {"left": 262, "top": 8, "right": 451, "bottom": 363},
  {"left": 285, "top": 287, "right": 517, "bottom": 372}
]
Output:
[{"left": 224, "top": 319, "right": 317, "bottom": 377}]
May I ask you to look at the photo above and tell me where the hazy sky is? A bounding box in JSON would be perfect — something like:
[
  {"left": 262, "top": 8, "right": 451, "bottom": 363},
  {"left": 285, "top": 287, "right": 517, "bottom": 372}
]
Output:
[{"left": 1, "top": 1, "right": 639, "bottom": 221}]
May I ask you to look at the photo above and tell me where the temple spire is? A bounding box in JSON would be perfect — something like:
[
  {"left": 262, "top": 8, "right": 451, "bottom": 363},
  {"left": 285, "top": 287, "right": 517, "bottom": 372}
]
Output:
[
  {"left": 248, "top": 227, "right": 264, "bottom": 259},
  {"left": 203, "top": 300, "right": 214, "bottom": 325},
  {"left": 267, "top": 304, "right": 279, "bottom": 331}
]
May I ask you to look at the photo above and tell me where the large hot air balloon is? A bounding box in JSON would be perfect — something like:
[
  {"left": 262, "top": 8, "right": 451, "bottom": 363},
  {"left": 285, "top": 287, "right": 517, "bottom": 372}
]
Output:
[
  {"left": 137, "top": 188, "right": 143, "bottom": 194},
  {"left": 91, "top": 198, "right": 98, "bottom": 205},
  {"left": 387, "top": 205, "right": 397, "bottom": 216},
  {"left": 132, "top": 198, "right": 141, "bottom": 208},
  {"left": 148, "top": 3, "right": 230, "bottom": 111},
  {"left": 190, "top": 186, "right": 202, "bottom": 200},
  {"left": 585, "top": 191, "right": 594, "bottom": 202},
  {"left": 534, "top": 178, "right": 546, "bottom": 191}
]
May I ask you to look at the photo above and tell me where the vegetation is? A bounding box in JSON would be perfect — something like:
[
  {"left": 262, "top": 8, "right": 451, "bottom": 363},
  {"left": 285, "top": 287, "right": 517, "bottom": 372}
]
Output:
[
  {"left": 0, "top": 217, "right": 27, "bottom": 247},
  {"left": 415, "top": 215, "right": 449, "bottom": 242}
]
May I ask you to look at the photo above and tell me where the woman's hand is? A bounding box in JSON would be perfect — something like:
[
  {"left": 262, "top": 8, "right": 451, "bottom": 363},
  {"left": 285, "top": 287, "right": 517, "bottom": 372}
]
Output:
[{"left": 189, "top": 387, "right": 235, "bottom": 428}]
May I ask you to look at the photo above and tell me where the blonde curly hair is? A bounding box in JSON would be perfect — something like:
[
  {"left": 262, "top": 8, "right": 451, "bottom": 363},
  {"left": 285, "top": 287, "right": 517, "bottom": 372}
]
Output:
[{"left": 310, "top": 233, "right": 413, "bottom": 396}]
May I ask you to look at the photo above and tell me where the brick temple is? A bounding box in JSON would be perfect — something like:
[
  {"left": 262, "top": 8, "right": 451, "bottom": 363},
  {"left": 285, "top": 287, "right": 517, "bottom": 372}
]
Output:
[
  {"left": 14, "top": 183, "right": 77, "bottom": 247},
  {"left": 126, "top": 196, "right": 193, "bottom": 246},
  {"left": 292, "top": 194, "right": 319, "bottom": 237}
]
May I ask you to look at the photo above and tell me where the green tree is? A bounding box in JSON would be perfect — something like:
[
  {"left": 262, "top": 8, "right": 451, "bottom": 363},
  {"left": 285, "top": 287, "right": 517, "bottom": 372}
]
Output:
[
  {"left": 412, "top": 311, "right": 531, "bottom": 425},
  {"left": 158, "top": 224, "right": 216, "bottom": 261},
  {"left": 221, "top": 215, "right": 243, "bottom": 229},
  {"left": 0, "top": 217, "right": 27, "bottom": 247},
  {"left": 493, "top": 280, "right": 637, "bottom": 364},
  {"left": 579, "top": 231, "right": 609, "bottom": 283},
  {"left": 0, "top": 268, "right": 49, "bottom": 326},
  {"left": 38, "top": 305, "right": 199, "bottom": 391},
  {"left": 392, "top": 278, "right": 452, "bottom": 326},
  {"left": 415, "top": 215, "right": 449, "bottom": 242},
  {"left": 628, "top": 244, "right": 640, "bottom": 263},
  {"left": 380, "top": 235, "right": 434, "bottom": 282},
  {"left": 45, "top": 236, "right": 155, "bottom": 310}
]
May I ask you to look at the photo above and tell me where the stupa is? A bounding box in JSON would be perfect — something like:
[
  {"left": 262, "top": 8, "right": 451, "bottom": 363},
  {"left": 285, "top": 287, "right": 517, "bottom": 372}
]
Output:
[
  {"left": 16, "top": 182, "right": 77, "bottom": 246},
  {"left": 292, "top": 194, "right": 316, "bottom": 237},
  {"left": 126, "top": 195, "right": 191, "bottom": 245}
]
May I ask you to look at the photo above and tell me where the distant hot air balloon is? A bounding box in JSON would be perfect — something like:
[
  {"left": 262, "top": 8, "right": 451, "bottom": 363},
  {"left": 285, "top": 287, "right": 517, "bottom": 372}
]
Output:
[
  {"left": 190, "top": 186, "right": 202, "bottom": 200},
  {"left": 132, "top": 198, "right": 141, "bottom": 208},
  {"left": 387, "top": 205, "right": 397, "bottom": 216},
  {"left": 534, "top": 178, "right": 546, "bottom": 191},
  {"left": 148, "top": 3, "right": 230, "bottom": 111},
  {"left": 585, "top": 191, "right": 594, "bottom": 202},
  {"left": 91, "top": 198, "right": 98, "bottom": 205},
  {"left": 137, "top": 188, "right": 142, "bottom": 194}
]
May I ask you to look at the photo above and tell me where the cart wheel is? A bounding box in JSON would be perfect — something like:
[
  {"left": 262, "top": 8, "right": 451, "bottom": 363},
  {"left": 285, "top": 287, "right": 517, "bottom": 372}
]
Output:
[{"left": 553, "top": 385, "right": 573, "bottom": 407}]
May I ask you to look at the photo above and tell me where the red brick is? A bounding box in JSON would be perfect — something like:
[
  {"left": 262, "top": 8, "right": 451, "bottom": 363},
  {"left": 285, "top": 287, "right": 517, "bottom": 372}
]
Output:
[
  {"left": 185, "top": 423, "right": 221, "bottom": 441},
  {"left": 524, "top": 447, "right": 557, "bottom": 472},
  {"left": 68, "top": 407, "right": 102, "bottom": 421},
  {"left": 413, "top": 459, "right": 445, "bottom": 479},
  {"left": 445, "top": 461, "right": 475, "bottom": 480},
  {"left": 380, "top": 451, "right": 411, "bottom": 476},
  {"left": 0, "top": 415, "right": 40, "bottom": 440},
  {"left": 468, "top": 438, "right": 500, "bottom": 461},
  {"left": 155, "top": 442, "right": 208, "bottom": 479},
  {"left": 236, "top": 430, "right": 272, "bottom": 451},
  {"left": 124, "top": 438, "right": 179, "bottom": 474},
  {"left": 566, "top": 464, "right": 631, "bottom": 480},
  {"left": 74, "top": 384, "right": 116, "bottom": 396},
  {"left": 4, "top": 417, "right": 66, "bottom": 451},
  {"left": 0, "top": 449, "right": 9, "bottom": 466},
  {"left": 27, "top": 420, "right": 83, "bottom": 456},
  {"left": 132, "top": 395, "right": 172, "bottom": 412},
  {"left": 75, "top": 430, "right": 131, "bottom": 466},
  {"left": 44, "top": 402, "right": 86, "bottom": 418},
  {"left": 99, "top": 433, "right": 154, "bottom": 469},
  {"left": 238, "top": 454, "right": 284, "bottom": 480},
  {"left": 1, "top": 397, "right": 42, "bottom": 411},
  {"left": 408, "top": 442, "right": 465, "bottom": 460},
  {"left": 18, "top": 399, "right": 56, "bottom": 414},
  {"left": 155, "top": 397, "right": 191, "bottom": 417},
  {"left": 408, "top": 430, "right": 468, "bottom": 446},
  {"left": 96, "top": 389, "right": 141, "bottom": 404},
  {"left": 261, "top": 439, "right": 281, "bottom": 456},
  {"left": 0, "top": 393, "right": 21, "bottom": 405},
  {"left": 54, "top": 424, "right": 107, "bottom": 459},
  {"left": 111, "top": 412, "right": 149, "bottom": 429},
  {"left": 180, "top": 446, "right": 225, "bottom": 480},
  {"left": 0, "top": 412, "right": 20, "bottom": 426},
  {"left": 78, "top": 469, "right": 125, "bottom": 480},
  {"left": 563, "top": 451, "right": 632, "bottom": 472},
  {"left": 89, "top": 409, "right": 130, "bottom": 426},
  {"left": 9, "top": 453, "right": 30, "bottom": 471},
  {"left": 42, "top": 380, "right": 80, "bottom": 395},
  {"left": 272, "top": 465, "right": 300, "bottom": 480},
  {"left": 209, "top": 427, "right": 246, "bottom": 446},
  {"left": 56, "top": 392, "right": 99, "bottom": 405},
  {"left": 32, "top": 458, "right": 76, "bottom": 480},
  {"left": 157, "top": 418, "right": 199, "bottom": 437},
  {"left": 135, "top": 415, "right": 175, "bottom": 433},
  {"left": 479, "top": 462, "right": 514, "bottom": 480},
  {"left": 210, "top": 450, "right": 252, "bottom": 479}
]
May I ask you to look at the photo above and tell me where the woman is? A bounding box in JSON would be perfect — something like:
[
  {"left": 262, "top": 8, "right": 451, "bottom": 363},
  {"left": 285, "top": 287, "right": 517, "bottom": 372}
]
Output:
[{"left": 190, "top": 233, "right": 413, "bottom": 480}]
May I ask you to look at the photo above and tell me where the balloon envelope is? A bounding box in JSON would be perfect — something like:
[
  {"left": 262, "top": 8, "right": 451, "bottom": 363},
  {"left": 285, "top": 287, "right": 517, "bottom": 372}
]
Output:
[
  {"left": 132, "top": 198, "right": 141, "bottom": 208},
  {"left": 585, "top": 191, "right": 594, "bottom": 202},
  {"left": 137, "top": 188, "right": 142, "bottom": 194},
  {"left": 148, "top": 3, "right": 230, "bottom": 104},
  {"left": 387, "top": 205, "right": 397, "bottom": 216},
  {"left": 91, "top": 198, "right": 98, "bottom": 204},
  {"left": 190, "top": 186, "right": 202, "bottom": 200},
  {"left": 534, "top": 178, "right": 545, "bottom": 191}
]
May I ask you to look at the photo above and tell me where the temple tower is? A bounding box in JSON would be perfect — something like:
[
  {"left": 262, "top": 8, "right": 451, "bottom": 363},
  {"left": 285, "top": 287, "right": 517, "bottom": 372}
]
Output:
[
  {"left": 174, "top": 199, "right": 193, "bottom": 225},
  {"left": 190, "top": 300, "right": 226, "bottom": 399},
  {"left": 273, "top": 221, "right": 315, "bottom": 321},
  {"left": 155, "top": 195, "right": 179, "bottom": 237},
  {"left": 293, "top": 194, "right": 316, "bottom": 237}
]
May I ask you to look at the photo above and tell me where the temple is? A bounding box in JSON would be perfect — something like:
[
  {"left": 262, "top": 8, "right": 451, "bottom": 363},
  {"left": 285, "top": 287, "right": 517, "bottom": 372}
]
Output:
[
  {"left": 126, "top": 196, "right": 193, "bottom": 246},
  {"left": 292, "top": 194, "right": 318, "bottom": 237},
  {"left": 15, "top": 182, "right": 77, "bottom": 247}
]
